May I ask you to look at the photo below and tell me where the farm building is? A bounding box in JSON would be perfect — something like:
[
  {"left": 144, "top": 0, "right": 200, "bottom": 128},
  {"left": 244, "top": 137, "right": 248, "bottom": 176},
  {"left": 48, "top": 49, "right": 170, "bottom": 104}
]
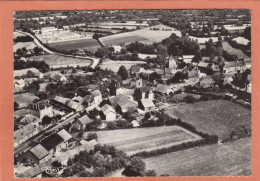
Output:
[
  {"left": 134, "top": 87, "right": 154, "bottom": 101},
  {"left": 154, "top": 84, "right": 174, "bottom": 95},
  {"left": 183, "top": 55, "right": 195, "bottom": 64},
  {"left": 131, "top": 65, "right": 145, "bottom": 76},
  {"left": 91, "top": 90, "right": 102, "bottom": 104},
  {"left": 138, "top": 99, "right": 156, "bottom": 112},
  {"left": 14, "top": 122, "right": 39, "bottom": 148},
  {"left": 24, "top": 129, "right": 72, "bottom": 164},
  {"left": 101, "top": 104, "right": 116, "bottom": 121},
  {"left": 74, "top": 115, "right": 93, "bottom": 130},
  {"left": 30, "top": 101, "right": 54, "bottom": 119},
  {"left": 109, "top": 94, "right": 138, "bottom": 113},
  {"left": 24, "top": 144, "right": 51, "bottom": 165}
]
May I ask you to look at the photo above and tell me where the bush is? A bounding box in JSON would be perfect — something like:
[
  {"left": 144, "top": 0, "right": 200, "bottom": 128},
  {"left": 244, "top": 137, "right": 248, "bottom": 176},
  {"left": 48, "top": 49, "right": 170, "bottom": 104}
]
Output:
[
  {"left": 86, "top": 133, "right": 98, "bottom": 141},
  {"left": 107, "top": 122, "right": 117, "bottom": 130},
  {"left": 183, "top": 95, "right": 196, "bottom": 103}
]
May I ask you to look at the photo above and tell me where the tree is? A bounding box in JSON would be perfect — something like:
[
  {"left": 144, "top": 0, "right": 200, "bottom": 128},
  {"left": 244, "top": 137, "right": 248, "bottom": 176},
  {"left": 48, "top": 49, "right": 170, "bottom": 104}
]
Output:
[
  {"left": 41, "top": 115, "right": 52, "bottom": 126},
  {"left": 27, "top": 81, "right": 40, "bottom": 94},
  {"left": 14, "top": 101, "right": 19, "bottom": 111},
  {"left": 107, "top": 121, "right": 117, "bottom": 130},
  {"left": 117, "top": 65, "right": 128, "bottom": 80},
  {"left": 242, "top": 26, "right": 251, "bottom": 40},
  {"left": 52, "top": 161, "right": 62, "bottom": 168},
  {"left": 145, "top": 170, "right": 157, "bottom": 176},
  {"left": 132, "top": 51, "right": 139, "bottom": 61},
  {"left": 33, "top": 47, "right": 43, "bottom": 55},
  {"left": 77, "top": 131, "right": 84, "bottom": 139},
  {"left": 95, "top": 47, "right": 108, "bottom": 58},
  {"left": 86, "top": 133, "right": 98, "bottom": 141},
  {"left": 122, "top": 157, "right": 146, "bottom": 177}
]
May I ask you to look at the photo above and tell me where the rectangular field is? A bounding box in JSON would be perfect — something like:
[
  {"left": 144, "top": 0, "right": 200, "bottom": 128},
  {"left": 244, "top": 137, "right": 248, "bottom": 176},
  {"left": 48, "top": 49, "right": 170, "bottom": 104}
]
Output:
[
  {"left": 165, "top": 100, "right": 251, "bottom": 140},
  {"left": 29, "top": 54, "right": 92, "bottom": 68},
  {"left": 48, "top": 38, "right": 101, "bottom": 53},
  {"left": 86, "top": 126, "right": 202, "bottom": 155},
  {"left": 99, "top": 24, "right": 181, "bottom": 46},
  {"left": 144, "top": 137, "right": 251, "bottom": 176}
]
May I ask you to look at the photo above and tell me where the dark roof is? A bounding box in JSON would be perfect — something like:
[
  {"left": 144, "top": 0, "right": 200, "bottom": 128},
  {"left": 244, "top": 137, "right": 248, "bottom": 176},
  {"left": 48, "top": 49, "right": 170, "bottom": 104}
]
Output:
[
  {"left": 91, "top": 90, "right": 101, "bottom": 97},
  {"left": 29, "top": 144, "right": 49, "bottom": 160},
  {"left": 78, "top": 115, "right": 92, "bottom": 125},
  {"left": 155, "top": 84, "right": 171, "bottom": 94},
  {"left": 40, "top": 133, "right": 64, "bottom": 151}
]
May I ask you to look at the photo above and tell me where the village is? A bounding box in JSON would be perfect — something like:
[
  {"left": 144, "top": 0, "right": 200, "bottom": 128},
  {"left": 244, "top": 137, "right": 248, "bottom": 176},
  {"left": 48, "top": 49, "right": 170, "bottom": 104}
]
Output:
[{"left": 13, "top": 9, "right": 251, "bottom": 178}]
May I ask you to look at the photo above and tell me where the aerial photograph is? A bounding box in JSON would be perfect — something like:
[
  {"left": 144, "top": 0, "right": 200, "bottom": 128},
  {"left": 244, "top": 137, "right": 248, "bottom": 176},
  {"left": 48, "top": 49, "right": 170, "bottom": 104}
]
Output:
[{"left": 13, "top": 9, "right": 251, "bottom": 178}]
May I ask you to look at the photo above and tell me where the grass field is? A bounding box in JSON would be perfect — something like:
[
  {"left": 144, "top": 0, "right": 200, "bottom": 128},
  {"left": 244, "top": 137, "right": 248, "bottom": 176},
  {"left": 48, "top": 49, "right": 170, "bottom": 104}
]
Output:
[
  {"left": 223, "top": 42, "right": 249, "bottom": 59},
  {"left": 99, "top": 24, "right": 181, "bottom": 46},
  {"left": 165, "top": 100, "right": 251, "bottom": 140},
  {"left": 48, "top": 38, "right": 101, "bottom": 52},
  {"left": 13, "top": 42, "right": 36, "bottom": 52},
  {"left": 144, "top": 137, "right": 251, "bottom": 176},
  {"left": 99, "top": 59, "right": 146, "bottom": 73},
  {"left": 29, "top": 54, "right": 92, "bottom": 68},
  {"left": 86, "top": 126, "right": 202, "bottom": 155},
  {"left": 13, "top": 32, "right": 26, "bottom": 39}
]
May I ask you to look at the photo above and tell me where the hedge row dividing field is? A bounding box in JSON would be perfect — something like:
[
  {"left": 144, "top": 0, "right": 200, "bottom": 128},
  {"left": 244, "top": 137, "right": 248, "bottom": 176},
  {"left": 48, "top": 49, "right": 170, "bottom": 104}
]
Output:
[
  {"left": 144, "top": 137, "right": 251, "bottom": 176},
  {"left": 165, "top": 100, "right": 251, "bottom": 141},
  {"left": 87, "top": 126, "right": 202, "bottom": 156}
]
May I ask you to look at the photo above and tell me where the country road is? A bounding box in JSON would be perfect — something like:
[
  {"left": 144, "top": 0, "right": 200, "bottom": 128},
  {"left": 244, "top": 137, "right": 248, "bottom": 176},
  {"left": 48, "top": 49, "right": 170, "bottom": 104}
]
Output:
[{"left": 16, "top": 31, "right": 100, "bottom": 69}]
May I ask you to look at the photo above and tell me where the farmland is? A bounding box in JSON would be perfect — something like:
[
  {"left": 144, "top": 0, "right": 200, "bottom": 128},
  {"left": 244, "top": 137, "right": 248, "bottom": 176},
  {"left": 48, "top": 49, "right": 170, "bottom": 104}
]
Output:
[
  {"left": 99, "top": 24, "right": 181, "bottom": 46},
  {"left": 165, "top": 100, "right": 251, "bottom": 140},
  {"left": 144, "top": 137, "right": 251, "bottom": 176},
  {"left": 223, "top": 42, "right": 249, "bottom": 59},
  {"left": 29, "top": 54, "right": 92, "bottom": 69},
  {"left": 86, "top": 126, "right": 202, "bottom": 155},
  {"left": 99, "top": 59, "right": 146, "bottom": 73},
  {"left": 48, "top": 38, "right": 101, "bottom": 53},
  {"left": 36, "top": 30, "right": 93, "bottom": 44}
]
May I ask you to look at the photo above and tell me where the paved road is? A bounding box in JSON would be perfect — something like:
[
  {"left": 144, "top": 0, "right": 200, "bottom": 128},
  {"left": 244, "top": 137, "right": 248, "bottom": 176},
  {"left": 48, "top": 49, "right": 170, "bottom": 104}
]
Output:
[{"left": 16, "top": 31, "right": 100, "bottom": 69}]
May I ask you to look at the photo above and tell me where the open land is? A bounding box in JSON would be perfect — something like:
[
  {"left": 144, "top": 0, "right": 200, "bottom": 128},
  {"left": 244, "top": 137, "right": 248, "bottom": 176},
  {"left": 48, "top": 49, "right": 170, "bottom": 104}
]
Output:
[
  {"left": 29, "top": 54, "right": 92, "bottom": 68},
  {"left": 48, "top": 38, "right": 101, "bottom": 52},
  {"left": 99, "top": 24, "right": 182, "bottom": 46},
  {"left": 14, "top": 31, "right": 26, "bottom": 39},
  {"left": 99, "top": 59, "right": 146, "bottom": 73},
  {"left": 36, "top": 30, "right": 93, "bottom": 43},
  {"left": 223, "top": 42, "right": 249, "bottom": 59},
  {"left": 86, "top": 126, "right": 202, "bottom": 155},
  {"left": 13, "top": 42, "right": 36, "bottom": 52},
  {"left": 165, "top": 100, "right": 251, "bottom": 140},
  {"left": 144, "top": 137, "right": 251, "bottom": 176}
]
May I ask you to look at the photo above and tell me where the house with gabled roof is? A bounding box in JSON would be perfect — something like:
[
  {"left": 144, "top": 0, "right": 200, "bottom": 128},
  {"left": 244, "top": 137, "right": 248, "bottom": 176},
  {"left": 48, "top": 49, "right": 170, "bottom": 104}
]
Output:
[
  {"left": 14, "top": 122, "right": 40, "bottom": 148},
  {"left": 101, "top": 104, "right": 116, "bottom": 121},
  {"left": 24, "top": 144, "right": 50, "bottom": 165},
  {"left": 74, "top": 115, "right": 93, "bottom": 130},
  {"left": 138, "top": 99, "right": 156, "bottom": 112},
  {"left": 109, "top": 94, "right": 138, "bottom": 113}
]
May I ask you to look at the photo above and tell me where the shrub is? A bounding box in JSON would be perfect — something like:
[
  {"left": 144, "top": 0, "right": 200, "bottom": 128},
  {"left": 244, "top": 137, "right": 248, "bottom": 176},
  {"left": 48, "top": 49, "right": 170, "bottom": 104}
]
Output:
[
  {"left": 86, "top": 133, "right": 98, "bottom": 141},
  {"left": 183, "top": 95, "right": 196, "bottom": 103}
]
